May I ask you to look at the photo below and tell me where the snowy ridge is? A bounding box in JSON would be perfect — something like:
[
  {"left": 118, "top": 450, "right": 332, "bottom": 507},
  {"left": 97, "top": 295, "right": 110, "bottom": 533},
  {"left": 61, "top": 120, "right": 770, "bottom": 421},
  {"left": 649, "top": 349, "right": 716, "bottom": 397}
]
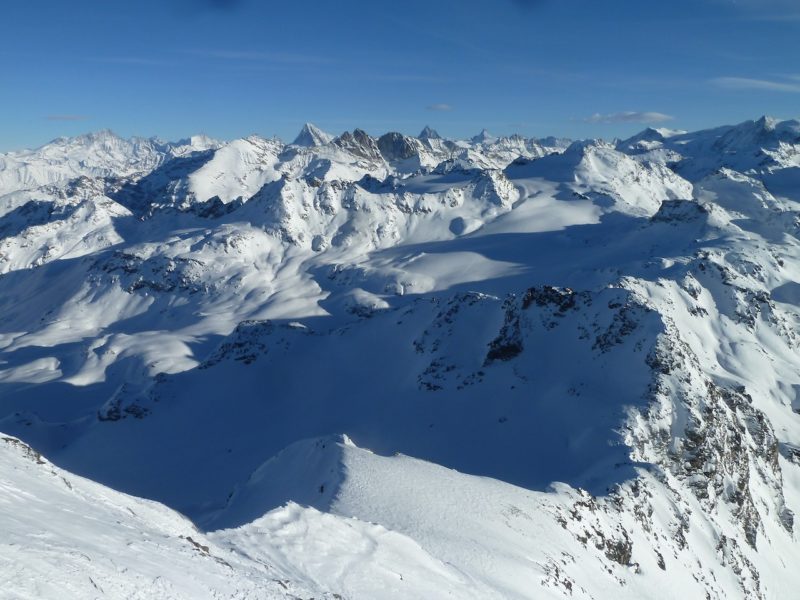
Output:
[
  {"left": 0, "top": 131, "right": 219, "bottom": 197},
  {"left": 2, "top": 116, "right": 800, "bottom": 598},
  {"left": 0, "top": 433, "right": 472, "bottom": 599}
]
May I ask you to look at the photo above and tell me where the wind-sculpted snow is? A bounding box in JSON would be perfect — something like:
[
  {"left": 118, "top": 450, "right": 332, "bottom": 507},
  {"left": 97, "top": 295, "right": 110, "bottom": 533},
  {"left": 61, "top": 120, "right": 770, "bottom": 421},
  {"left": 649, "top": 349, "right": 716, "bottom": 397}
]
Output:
[{"left": 2, "top": 118, "right": 800, "bottom": 598}]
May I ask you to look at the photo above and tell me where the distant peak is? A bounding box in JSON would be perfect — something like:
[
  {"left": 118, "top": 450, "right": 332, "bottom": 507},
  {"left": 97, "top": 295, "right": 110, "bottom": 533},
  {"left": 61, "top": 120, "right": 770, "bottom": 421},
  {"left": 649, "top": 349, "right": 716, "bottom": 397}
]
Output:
[
  {"left": 75, "top": 129, "right": 120, "bottom": 143},
  {"left": 755, "top": 115, "right": 778, "bottom": 131},
  {"left": 43, "top": 129, "right": 122, "bottom": 149},
  {"left": 419, "top": 126, "right": 441, "bottom": 140},
  {"left": 292, "top": 122, "right": 333, "bottom": 147},
  {"left": 377, "top": 131, "right": 421, "bottom": 161},
  {"left": 171, "top": 134, "right": 220, "bottom": 152},
  {"left": 471, "top": 129, "right": 495, "bottom": 144},
  {"left": 187, "top": 134, "right": 218, "bottom": 147}
]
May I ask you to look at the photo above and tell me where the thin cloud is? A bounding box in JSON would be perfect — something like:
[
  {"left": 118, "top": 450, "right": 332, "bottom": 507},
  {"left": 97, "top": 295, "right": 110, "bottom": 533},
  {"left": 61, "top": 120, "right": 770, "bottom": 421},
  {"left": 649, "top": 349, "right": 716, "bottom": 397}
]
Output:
[
  {"left": 45, "top": 115, "right": 90, "bottom": 121},
  {"left": 712, "top": 76, "right": 800, "bottom": 93},
  {"left": 583, "top": 111, "right": 673, "bottom": 124},
  {"left": 187, "top": 49, "right": 331, "bottom": 65},
  {"left": 88, "top": 56, "right": 175, "bottom": 67},
  {"left": 427, "top": 103, "right": 454, "bottom": 112},
  {"left": 372, "top": 74, "right": 449, "bottom": 83}
]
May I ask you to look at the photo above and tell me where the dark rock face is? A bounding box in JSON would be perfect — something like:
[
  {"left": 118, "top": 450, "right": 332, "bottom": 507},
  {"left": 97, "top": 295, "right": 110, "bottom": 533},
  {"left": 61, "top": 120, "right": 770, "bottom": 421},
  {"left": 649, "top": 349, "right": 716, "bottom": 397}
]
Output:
[
  {"left": 201, "top": 320, "right": 311, "bottom": 369},
  {"left": 651, "top": 199, "right": 710, "bottom": 223},
  {"left": 97, "top": 383, "right": 151, "bottom": 422},
  {"left": 377, "top": 132, "right": 421, "bottom": 162},
  {"left": 675, "top": 383, "right": 791, "bottom": 547},
  {"left": 334, "top": 129, "right": 383, "bottom": 162},
  {"left": 418, "top": 126, "right": 441, "bottom": 140},
  {"left": 94, "top": 251, "right": 209, "bottom": 294},
  {"left": 625, "top": 308, "right": 794, "bottom": 598},
  {"left": 521, "top": 286, "right": 578, "bottom": 312},
  {"left": 2, "top": 436, "right": 46, "bottom": 464},
  {"left": 486, "top": 286, "right": 583, "bottom": 365},
  {"left": 190, "top": 196, "right": 243, "bottom": 219}
]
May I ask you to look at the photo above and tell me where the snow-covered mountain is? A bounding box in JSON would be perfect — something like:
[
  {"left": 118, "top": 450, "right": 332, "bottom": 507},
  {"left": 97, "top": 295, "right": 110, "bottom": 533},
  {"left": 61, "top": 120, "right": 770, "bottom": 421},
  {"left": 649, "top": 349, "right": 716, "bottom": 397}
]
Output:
[
  {"left": 0, "top": 130, "right": 219, "bottom": 196},
  {"left": 2, "top": 117, "right": 800, "bottom": 599},
  {"left": 292, "top": 122, "right": 335, "bottom": 147}
]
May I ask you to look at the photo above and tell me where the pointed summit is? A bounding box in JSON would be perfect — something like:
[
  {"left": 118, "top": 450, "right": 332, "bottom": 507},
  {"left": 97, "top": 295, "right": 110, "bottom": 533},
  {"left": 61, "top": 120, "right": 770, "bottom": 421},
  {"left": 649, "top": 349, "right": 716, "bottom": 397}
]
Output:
[
  {"left": 755, "top": 115, "right": 777, "bottom": 131},
  {"left": 333, "top": 129, "right": 383, "bottom": 161},
  {"left": 292, "top": 123, "right": 333, "bottom": 147},
  {"left": 471, "top": 129, "right": 496, "bottom": 144},
  {"left": 418, "top": 126, "right": 441, "bottom": 140}
]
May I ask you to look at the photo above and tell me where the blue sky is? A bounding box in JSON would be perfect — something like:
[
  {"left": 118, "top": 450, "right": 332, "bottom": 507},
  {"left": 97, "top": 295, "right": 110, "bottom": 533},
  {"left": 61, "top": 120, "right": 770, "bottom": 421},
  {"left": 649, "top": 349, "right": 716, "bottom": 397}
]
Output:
[{"left": 1, "top": 0, "right": 798, "bottom": 150}]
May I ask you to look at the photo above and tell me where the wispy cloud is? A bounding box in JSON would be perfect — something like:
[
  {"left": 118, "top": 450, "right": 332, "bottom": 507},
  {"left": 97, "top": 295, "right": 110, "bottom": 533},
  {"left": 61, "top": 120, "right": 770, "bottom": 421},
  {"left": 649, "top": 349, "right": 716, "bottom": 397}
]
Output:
[
  {"left": 45, "top": 115, "right": 90, "bottom": 121},
  {"left": 371, "top": 74, "right": 449, "bottom": 83},
  {"left": 427, "top": 103, "right": 453, "bottom": 112},
  {"left": 712, "top": 76, "right": 800, "bottom": 93},
  {"left": 187, "top": 49, "right": 331, "bottom": 65},
  {"left": 583, "top": 111, "right": 673, "bottom": 124},
  {"left": 88, "top": 56, "right": 175, "bottom": 67}
]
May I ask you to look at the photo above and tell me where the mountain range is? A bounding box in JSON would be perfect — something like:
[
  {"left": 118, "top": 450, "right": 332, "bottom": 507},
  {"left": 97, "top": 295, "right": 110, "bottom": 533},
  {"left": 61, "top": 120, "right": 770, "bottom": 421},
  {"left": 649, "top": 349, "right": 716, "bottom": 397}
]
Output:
[{"left": 1, "top": 117, "right": 800, "bottom": 599}]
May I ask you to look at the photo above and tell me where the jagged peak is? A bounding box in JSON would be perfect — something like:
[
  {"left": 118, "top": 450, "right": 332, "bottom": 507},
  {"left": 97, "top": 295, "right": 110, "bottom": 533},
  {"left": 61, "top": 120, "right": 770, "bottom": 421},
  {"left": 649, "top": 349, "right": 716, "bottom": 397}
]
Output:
[
  {"left": 335, "top": 128, "right": 371, "bottom": 142},
  {"left": 78, "top": 128, "right": 119, "bottom": 141},
  {"left": 619, "top": 127, "right": 684, "bottom": 147},
  {"left": 377, "top": 131, "right": 422, "bottom": 162},
  {"left": 46, "top": 129, "right": 122, "bottom": 147},
  {"left": 351, "top": 128, "right": 372, "bottom": 141},
  {"left": 331, "top": 128, "right": 383, "bottom": 162},
  {"left": 471, "top": 129, "right": 495, "bottom": 144},
  {"left": 755, "top": 115, "right": 778, "bottom": 131},
  {"left": 419, "top": 126, "right": 442, "bottom": 140}
]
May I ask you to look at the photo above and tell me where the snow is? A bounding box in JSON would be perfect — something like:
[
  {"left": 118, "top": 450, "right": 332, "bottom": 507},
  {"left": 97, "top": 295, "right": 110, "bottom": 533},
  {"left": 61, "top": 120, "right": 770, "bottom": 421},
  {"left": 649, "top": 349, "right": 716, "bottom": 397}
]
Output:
[
  {"left": 187, "top": 137, "right": 283, "bottom": 203},
  {"left": 0, "top": 131, "right": 219, "bottom": 199},
  {"left": 291, "top": 122, "right": 334, "bottom": 147},
  {"left": 1, "top": 116, "right": 800, "bottom": 598},
  {"left": 0, "top": 435, "right": 324, "bottom": 599}
]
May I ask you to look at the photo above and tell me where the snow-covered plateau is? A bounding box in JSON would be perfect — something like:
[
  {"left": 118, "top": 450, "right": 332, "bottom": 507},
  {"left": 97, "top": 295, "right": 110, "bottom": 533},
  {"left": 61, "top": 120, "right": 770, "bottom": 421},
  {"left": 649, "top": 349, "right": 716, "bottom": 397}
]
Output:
[{"left": 2, "top": 117, "right": 800, "bottom": 598}]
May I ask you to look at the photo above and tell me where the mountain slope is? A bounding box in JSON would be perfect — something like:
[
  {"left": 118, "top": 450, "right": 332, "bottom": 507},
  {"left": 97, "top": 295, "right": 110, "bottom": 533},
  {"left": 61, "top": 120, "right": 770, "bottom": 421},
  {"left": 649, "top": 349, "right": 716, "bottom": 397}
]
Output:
[
  {"left": 1, "top": 433, "right": 496, "bottom": 599},
  {"left": 0, "top": 435, "right": 319, "bottom": 599},
  {"left": 1, "top": 117, "right": 800, "bottom": 598}
]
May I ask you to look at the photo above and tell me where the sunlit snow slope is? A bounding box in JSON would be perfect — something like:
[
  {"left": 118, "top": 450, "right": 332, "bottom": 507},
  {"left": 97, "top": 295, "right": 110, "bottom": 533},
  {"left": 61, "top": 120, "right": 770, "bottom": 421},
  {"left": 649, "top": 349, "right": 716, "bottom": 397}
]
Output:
[{"left": 1, "top": 118, "right": 800, "bottom": 598}]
